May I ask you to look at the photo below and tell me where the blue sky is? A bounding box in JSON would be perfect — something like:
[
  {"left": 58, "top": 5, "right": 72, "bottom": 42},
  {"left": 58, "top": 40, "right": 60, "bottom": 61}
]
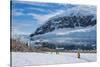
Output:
[{"left": 11, "top": 1, "right": 75, "bottom": 35}]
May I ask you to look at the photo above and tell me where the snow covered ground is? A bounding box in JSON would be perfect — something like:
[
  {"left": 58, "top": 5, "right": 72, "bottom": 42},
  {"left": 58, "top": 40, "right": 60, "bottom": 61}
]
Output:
[{"left": 11, "top": 52, "right": 96, "bottom": 67}]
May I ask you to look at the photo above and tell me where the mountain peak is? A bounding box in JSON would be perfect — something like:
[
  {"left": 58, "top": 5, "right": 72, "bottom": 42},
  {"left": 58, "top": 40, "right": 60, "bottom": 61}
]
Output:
[{"left": 30, "top": 5, "right": 96, "bottom": 37}]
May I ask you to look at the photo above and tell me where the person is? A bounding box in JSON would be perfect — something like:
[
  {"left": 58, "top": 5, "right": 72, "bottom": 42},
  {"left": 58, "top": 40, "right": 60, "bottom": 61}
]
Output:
[{"left": 77, "top": 52, "right": 80, "bottom": 58}]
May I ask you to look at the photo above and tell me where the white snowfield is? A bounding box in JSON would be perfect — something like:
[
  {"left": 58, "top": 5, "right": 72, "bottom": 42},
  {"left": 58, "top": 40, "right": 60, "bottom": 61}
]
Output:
[{"left": 11, "top": 52, "right": 96, "bottom": 67}]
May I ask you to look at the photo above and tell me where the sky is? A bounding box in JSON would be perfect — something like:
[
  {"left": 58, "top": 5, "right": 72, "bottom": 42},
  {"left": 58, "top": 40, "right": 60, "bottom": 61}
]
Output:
[{"left": 11, "top": 1, "right": 75, "bottom": 35}]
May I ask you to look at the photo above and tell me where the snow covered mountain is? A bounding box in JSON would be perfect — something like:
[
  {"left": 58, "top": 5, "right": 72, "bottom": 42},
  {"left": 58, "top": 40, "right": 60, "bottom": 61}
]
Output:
[
  {"left": 30, "top": 5, "right": 96, "bottom": 49},
  {"left": 30, "top": 5, "right": 96, "bottom": 37}
]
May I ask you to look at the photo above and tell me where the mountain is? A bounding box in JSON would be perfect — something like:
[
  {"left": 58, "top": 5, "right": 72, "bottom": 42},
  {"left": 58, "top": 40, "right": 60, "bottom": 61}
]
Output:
[
  {"left": 30, "top": 5, "right": 96, "bottom": 37},
  {"left": 29, "top": 5, "right": 96, "bottom": 50}
]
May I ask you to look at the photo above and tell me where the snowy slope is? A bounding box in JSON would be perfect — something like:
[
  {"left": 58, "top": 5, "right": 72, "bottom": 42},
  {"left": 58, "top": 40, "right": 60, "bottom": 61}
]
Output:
[
  {"left": 32, "top": 25, "right": 96, "bottom": 42},
  {"left": 12, "top": 52, "right": 96, "bottom": 67}
]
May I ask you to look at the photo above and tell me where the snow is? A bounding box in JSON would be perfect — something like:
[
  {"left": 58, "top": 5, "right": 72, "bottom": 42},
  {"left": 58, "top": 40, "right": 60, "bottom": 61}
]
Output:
[
  {"left": 48, "top": 5, "right": 96, "bottom": 22},
  {"left": 34, "top": 25, "right": 96, "bottom": 36},
  {"left": 52, "top": 25, "right": 96, "bottom": 35},
  {"left": 11, "top": 52, "right": 96, "bottom": 67},
  {"left": 32, "top": 25, "right": 96, "bottom": 42},
  {"left": 58, "top": 5, "right": 96, "bottom": 17}
]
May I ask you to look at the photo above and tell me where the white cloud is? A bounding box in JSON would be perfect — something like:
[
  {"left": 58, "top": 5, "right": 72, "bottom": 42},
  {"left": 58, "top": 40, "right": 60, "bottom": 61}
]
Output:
[
  {"left": 28, "top": 10, "right": 64, "bottom": 24},
  {"left": 12, "top": 11, "right": 24, "bottom": 16},
  {"left": 12, "top": 21, "right": 36, "bottom": 35},
  {"left": 28, "top": 7, "right": 51, "bottom": 13},
  {"left": 14, "top": 1, "right": 51, "bottom": 7},
  {"left": 12, "top": 8, "right": 25, "bottom": 16}
]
